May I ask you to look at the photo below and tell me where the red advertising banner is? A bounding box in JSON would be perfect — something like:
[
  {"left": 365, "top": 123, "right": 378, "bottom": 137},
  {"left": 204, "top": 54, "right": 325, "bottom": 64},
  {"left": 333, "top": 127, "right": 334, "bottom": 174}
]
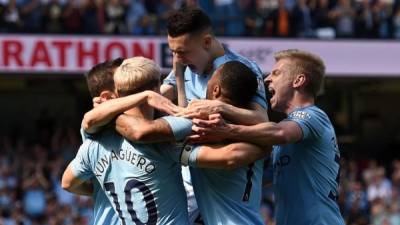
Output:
[
  {"left": 1, "top": 35, "right": 400, "bottom": 77},
  {"left": 0, "top": 35, "right": 166, "bottom": 74}
]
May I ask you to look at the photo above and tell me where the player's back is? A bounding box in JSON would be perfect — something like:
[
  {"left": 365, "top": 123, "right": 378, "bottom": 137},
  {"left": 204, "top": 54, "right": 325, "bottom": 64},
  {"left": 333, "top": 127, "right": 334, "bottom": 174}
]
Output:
[
  {"left": 92, "top": 179, "right": 120, "bottom": 225},
  {"left": 89, "top": 130, "right": 190, "bottom": 225},
  {"left": 81, "top": 128, "right": 120, "bottom": 225},
  {"left": 190, "top": 158, "right": 265, "bottom": 225}
]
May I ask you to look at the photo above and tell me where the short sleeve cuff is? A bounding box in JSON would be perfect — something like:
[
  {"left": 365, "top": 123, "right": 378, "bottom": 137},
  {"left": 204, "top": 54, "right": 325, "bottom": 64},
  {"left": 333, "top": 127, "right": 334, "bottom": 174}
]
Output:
[
  {"left": 70, "top": 158, "right": 92, "bottom": 180},
  {"left": 162, "top": 116, "right": 193, "bottom": 141},
  {"left": 188, "top": 145, "right": 201, "bottom": 167},
  {"left": 162, "top": 71, "right": 177, "bottom": 86}
]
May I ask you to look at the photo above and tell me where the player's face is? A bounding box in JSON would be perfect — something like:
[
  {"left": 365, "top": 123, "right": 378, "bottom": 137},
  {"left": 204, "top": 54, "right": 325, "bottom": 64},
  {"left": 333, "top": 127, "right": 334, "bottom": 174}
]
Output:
[
  {"left": 168, "top": 33, "right": 211, "bottom": 74},
  {"left": 265, "top": 58, "right": 295, "bottom": 112}
]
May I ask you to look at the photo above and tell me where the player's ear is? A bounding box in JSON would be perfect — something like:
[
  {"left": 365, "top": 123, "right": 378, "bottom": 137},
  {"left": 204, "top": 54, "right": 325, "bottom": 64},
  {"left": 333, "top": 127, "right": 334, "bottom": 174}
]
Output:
[
  {"left": 100, "top": 90, "right": 117, "bottom": 101},
  {"left": 203, "top": 34, "right": 212, "bottom": 50},
  {"left": 293, "top": 74, "right": 306, "bottom": 88},
  {"left": 212, "top": 85, "right": 221, "bottom": 99}
]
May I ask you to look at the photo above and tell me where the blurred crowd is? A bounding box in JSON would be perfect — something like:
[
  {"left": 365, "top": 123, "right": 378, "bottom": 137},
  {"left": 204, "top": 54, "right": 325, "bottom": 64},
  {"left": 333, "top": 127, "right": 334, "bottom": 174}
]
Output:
[
  {"left": 0, "top": 122, "right": 399, "bottom": 225},
  {"left": 0, "top": 126, "right": 93, "bottom": 225},
  {"left": 0, "top": 0, "right": 399, "bottom": 38}
]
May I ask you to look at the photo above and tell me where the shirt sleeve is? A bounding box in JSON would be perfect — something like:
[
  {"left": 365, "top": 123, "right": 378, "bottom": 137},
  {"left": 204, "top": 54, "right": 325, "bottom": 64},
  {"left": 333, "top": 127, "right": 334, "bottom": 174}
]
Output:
[
  {"left": 70, "top": 140, "right": 95, "bottom": 180},
  {"left": 285, "top": 109, "right": 322, "bottom": 140},
  {"left": 162, "top": 70, "right": 177, "bottom": 86},
  {"left": 80, "top": 126, "right": 92, "bottom": 142},
  {"left": 162, "top": 116, "right": 193, "bottom": 141},
  {"left": 252, "top": 75, "right": 268, "bottom": 109},
  {"left": 186, "top": 145, "right": 201, "bottom": 167}
]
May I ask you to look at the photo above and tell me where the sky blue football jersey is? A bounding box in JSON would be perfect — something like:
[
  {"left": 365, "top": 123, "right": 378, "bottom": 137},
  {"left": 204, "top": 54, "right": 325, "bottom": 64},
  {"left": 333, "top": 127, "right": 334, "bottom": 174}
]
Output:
[
  {"left": 163, "top": 47, "right": 267, "bottom": 109},
  {"left": 187, "top": 148, "right": 264, "bottom": 225},
  {"left": 167, "top": 117, "right": 264, "bottom": 225},
  {"left": 80, "top": 127, "right": 120, "bottom": 225},
  {"left": 71, "top": 129, "right": 190, "bottom": 225},
  {"left": 272, "top": 106, "right": 345, "bottom": 225}
]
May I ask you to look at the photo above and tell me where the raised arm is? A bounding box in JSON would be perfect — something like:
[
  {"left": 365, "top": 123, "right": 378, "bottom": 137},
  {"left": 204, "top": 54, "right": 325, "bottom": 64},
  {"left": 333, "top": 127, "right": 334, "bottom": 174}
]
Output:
[
  {"left": 173, "top": 57, "right": 188, "bottom": 107},
  {"left": 83, "top": 91, "right": 180, "bottom": 134}
]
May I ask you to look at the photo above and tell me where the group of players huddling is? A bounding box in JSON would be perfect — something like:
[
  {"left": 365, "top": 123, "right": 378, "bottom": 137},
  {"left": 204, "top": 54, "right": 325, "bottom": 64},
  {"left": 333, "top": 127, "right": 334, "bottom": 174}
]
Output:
[{"left": 61, "top": 7, "right": 345, "bottom": 225}]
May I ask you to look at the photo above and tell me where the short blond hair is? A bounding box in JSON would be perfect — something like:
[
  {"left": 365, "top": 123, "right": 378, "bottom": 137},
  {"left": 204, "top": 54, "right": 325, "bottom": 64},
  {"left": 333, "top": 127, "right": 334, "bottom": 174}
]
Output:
[
  {"left": 114, "top": 57, "right": 160, "bottom": 96},
  {"left": 274, "top": 49, "right": 326, "bottom": 97}
]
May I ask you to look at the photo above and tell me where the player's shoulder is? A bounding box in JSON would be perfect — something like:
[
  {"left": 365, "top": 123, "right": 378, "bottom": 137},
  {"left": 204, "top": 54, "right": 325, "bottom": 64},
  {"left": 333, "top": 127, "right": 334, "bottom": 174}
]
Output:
[
  {"left": 288, "top": 105, "right": 327, "bottom": 121},
  {"left": 287, "top": 106, "right": 334, "bottom": 138},
  {"left": 225, "top": 51, "right": 263, "bottom": 77},
  {"left": 89, "top": 129, "right": 123, "bottom": 151}
]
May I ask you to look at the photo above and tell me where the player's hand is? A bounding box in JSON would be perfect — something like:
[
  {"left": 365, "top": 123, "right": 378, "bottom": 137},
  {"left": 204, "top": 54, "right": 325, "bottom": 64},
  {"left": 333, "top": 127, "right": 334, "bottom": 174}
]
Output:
[
  {"left": 92, "top": 97, "right": 104, "bottom": 108},
  {"left": 175, "top": 99, "right": 223, "bottom": 119},
  {"left": 147, "top": 91, "right": 183, "bottom": 115},
  {"left": 188, "top": 114, "right": 231, "bottom": 143}
]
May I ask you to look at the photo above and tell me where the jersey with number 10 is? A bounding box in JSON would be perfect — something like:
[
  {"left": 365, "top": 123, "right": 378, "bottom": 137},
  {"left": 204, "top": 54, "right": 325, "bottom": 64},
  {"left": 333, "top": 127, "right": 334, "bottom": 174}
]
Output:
[
  {"left": 272, "top": 106, "right": 345, "bottom": 225},
  {"left": 71, "top": 129, "right": 190, "bottom": 225}
]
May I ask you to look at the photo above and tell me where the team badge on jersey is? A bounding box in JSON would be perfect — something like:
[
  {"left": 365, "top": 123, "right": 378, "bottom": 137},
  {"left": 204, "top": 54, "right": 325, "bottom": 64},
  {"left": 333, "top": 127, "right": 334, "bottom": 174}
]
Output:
[{"left": 290, "top": 111, "right": 311, "bottom": 120}]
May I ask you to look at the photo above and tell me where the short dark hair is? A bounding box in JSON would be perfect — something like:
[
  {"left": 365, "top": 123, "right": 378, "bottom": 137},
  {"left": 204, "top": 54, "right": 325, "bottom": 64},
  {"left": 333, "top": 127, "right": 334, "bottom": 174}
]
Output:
[
  {"left": 218, "top": 61, "right": 258, "bottom": 109},
  {"left": 84, "top": 58, "right": 124, "bottom": 97},
  {"left": 166, "top": 7, "right": 212, "bottom": 37}
]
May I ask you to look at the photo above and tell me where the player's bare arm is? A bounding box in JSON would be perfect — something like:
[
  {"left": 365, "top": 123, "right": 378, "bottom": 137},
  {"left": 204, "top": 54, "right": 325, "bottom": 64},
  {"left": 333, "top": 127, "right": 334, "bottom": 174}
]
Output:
[
  {"left": 116, "top": 113, "right": 270, "bottom": 170},
  {"left": 115, "top": 115, "right": 179, "bottom": 143},
  {"left": 61, "top": 163, "right": 93, "bottom": 196},
  {"left": 160, "top": 84, "right": 176, "bottom": 101},
  {"left": 194, "top": 142, "right": 270, "bottom": 170},
  {"left": 191, "top": 114, "right": 302, "bottom": 146},
  {"left": 82, "top": 91, "right": 180, "bottom": 134},
  {"left": 176, "top": 100, "right": 268, "bottom": 125}
]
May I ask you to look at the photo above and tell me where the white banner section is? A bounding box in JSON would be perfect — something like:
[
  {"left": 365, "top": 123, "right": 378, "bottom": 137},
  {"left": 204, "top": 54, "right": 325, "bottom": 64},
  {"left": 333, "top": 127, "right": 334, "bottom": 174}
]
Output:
[{"left": 0, "top": 35, "right": 399, "bottom": 77}]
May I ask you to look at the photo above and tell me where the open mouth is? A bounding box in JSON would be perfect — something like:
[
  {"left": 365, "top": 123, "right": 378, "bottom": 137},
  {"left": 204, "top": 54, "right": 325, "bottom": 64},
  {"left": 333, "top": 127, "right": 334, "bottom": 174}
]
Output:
[{"left": 268, "top": 87, "right": 276, "bottom": 96}]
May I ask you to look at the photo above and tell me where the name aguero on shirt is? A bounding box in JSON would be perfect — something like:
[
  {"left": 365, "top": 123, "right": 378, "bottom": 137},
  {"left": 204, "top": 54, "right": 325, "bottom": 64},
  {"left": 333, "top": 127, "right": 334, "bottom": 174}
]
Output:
[{"left": 94, "top": 147, "right": 156, "bottom": 176}]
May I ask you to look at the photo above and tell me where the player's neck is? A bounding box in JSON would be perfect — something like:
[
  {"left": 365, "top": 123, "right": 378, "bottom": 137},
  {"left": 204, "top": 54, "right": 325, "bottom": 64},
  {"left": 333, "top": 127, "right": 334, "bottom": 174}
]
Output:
[
  {"left": 285, "top": 92, "right": 315, "bottom": 115},
  {"left": 204, "top": 40, "right": 225, "bottom": 74}
]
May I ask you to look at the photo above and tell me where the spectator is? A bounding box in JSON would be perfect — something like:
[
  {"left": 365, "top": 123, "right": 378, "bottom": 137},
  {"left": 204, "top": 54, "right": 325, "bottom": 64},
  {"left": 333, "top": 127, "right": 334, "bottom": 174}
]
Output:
[
  {"left": 367, "top": 166, "right": 392, "bottom": 202},
  {"left": 3, "top": 0, "right": 22, "bottom": 32},
  {"left": 18, "top": 0, "right": 42, "bottom": 33},
  {"left": 267, "top": 0, "right": 293, "bottom": 37},
  {"left": 104, "top": 0, "right": 126, "bottom": 34},
  {"left": 42, "top": 0, "right": 63, "bottom": 33},
  {"left": 355, "top": 0, "right": 375, "bottom": 38},
  {"left": 81, "top": 0, "right": 102, "bottom": 34},
  {"left": 155, "top": 0, "right": 176, "bottom": 34},
  {"left": 331, "top": 0, "right": 356, "bottom": 37},
  {"left": 394, "top": 7, "right": 400, "bottom": 38},
  {"left": 62, "top": 0, "right": 83, "bottom": 33},
  {"left": 292, "top": 0, "right": 314, "bottom": 37},
  {"left": 243, "top": 0, "right": 270, "bottom": 36}
]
